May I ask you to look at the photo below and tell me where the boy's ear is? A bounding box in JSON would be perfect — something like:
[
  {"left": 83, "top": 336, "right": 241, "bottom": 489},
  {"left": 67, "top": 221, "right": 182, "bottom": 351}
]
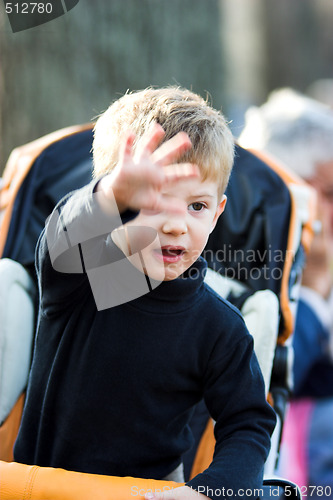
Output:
[{"left": 210, "top": 195, "right": 227, "bottom": 234}]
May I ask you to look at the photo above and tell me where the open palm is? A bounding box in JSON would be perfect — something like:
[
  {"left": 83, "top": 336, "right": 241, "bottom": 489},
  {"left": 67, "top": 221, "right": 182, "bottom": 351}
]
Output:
[{"left": 110, "top": 123, "right": 200, "bottom": 214}]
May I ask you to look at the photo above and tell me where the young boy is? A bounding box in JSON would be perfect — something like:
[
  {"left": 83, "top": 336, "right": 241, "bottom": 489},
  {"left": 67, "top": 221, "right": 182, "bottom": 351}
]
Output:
[{"left": 14, "top": 87, "right": 276, "bottom": 499}]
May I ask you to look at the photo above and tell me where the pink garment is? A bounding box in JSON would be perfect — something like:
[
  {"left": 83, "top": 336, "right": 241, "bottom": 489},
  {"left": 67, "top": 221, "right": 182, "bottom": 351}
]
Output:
[{"left": 278, "top": 399, "right": 314, "bottom": 487}]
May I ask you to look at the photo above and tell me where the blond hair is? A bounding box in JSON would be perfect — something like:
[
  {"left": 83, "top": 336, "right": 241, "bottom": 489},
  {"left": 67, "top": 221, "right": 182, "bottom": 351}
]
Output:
[{"left": 92, "top": 87, "right": 234, "bottom": 198}]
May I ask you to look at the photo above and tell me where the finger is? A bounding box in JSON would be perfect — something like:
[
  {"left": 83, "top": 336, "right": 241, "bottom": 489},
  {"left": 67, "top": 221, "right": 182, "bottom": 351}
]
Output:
[
  {"left": 145, "top": 494, "right": 157, "bottom": 500},
  {"left": 135, "top": 122, "right": 166, "bottom": 159},
  {"left": 140, "top": 194, "right": 188, "bottom": 215},
  {"left": 156, "top": 196, "right": 188, "bottom": 215},
  {"left": 145, "top": 491, "right": 173, "bottom": 500},
  {"left": 119, "top": 130, "right": 136, "bottom": 163},
  {"left": 162, "top": 163, "right": 200, "bottom": 184},
  {"left": 151, "top": 131, "right": 192, "bottom": 166},
  {"left": 116, "top": 226, "right": 158, "bottom": 255}
]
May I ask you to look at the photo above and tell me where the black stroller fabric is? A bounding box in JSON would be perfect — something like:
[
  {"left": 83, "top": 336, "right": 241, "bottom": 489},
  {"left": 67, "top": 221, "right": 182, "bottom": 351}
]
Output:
[
  {"left": 3, "top": 129, "right": 94, "bottom": 274},
  {"left": 205, "top": 145, "right": 291, "bottom": 297}
]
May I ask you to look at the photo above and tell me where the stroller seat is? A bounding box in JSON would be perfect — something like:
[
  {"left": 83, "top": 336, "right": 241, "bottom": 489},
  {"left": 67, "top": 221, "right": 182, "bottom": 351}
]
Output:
[
  {"left": 0, "top": 125, "right": 313, "bottom": 499},
  {"left": 0, "top": 259, "right": 36, "bottom": 427}
]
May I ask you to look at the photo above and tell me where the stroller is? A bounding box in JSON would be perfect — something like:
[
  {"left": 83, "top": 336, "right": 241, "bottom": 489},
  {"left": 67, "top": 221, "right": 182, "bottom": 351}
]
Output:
[{"left": 0, "top": 124, "right": 315, "bottom": 499}]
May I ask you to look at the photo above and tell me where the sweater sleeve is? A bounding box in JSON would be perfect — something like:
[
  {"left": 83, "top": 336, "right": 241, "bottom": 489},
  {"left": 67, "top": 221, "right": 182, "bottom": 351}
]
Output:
[
  {"left": 37, "top": 178, "right": 136, "bottom": 314},
  {"left": 186, "top": 317, "right": 276, "bottom": 500}
]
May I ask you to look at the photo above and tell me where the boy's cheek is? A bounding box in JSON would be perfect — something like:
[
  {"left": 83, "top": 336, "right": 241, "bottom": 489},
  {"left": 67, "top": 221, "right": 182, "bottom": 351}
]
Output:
[
  {"left": 134, "top": 246, "right": 166, "bottom": 282},
  {"left": 112, "top": 225, "right": 159, "bottom": 256}
]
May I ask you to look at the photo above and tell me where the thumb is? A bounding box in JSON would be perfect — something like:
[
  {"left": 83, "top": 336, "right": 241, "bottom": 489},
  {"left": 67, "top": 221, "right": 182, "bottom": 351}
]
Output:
[
  {"left": 145, "top": 492, "right": 168, "bottom": 500},
  {"left": 145, "top": 494, "right": 158, "bottom": 500}
]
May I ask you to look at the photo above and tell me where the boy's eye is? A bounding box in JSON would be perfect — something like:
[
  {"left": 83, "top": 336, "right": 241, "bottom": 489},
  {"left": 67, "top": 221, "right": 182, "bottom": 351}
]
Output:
[{"left": 188, "top": 202, "right": 206, "bottom": 212}]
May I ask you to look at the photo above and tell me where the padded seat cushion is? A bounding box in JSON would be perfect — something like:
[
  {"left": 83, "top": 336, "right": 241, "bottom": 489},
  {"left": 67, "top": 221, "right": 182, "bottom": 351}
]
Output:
[{"left": 0, "top": 259, "right": 36, "bottom": 424}]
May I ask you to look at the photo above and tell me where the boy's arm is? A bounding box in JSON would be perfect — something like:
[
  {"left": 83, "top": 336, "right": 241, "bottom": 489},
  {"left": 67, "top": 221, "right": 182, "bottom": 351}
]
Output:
[
  {"left": 37, "top": 178, "right": 120, "bottom": 312},
  {"left": 185, "top": 322, "right": 276, "bottom": 500},
  {"left": 144, "top": 329, "right": 275, "bottom": 500}
]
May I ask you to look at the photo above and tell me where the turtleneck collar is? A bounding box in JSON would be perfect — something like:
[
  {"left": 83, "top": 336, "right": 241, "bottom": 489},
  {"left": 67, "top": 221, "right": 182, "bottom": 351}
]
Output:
[{"left": 128, "top": 257, "right": 208, "bottom": 313}]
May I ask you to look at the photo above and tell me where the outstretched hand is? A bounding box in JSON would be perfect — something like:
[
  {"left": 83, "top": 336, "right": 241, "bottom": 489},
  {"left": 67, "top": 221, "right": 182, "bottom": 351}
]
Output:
[{"left": 99, "top": 123, "right": 200, "bottom": 214}]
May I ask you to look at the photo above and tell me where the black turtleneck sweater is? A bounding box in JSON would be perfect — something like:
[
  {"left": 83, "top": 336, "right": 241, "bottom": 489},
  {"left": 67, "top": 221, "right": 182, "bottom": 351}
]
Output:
[{"left": 14, "top": 181, "right": 276, "bottom": 499}]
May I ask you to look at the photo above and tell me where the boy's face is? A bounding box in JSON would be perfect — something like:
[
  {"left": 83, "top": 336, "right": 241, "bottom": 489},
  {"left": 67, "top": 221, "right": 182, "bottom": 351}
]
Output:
[{"left": 112, "top": 176, "right": 226, "bottom": 281}]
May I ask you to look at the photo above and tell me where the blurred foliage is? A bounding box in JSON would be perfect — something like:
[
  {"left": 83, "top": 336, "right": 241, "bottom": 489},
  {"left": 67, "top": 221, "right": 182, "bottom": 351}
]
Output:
[
  {"left": 0, "top": 0, "right": 227, "bottom": 170},
  {"left": 0, "top": 0, "right": 333, "bottom": 172},
  {"left": 263, "top": 0, "right": 333, "bottom": 93}
]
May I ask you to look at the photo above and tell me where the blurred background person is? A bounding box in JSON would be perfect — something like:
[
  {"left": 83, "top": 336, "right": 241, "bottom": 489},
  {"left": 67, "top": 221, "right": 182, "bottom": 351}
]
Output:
[
  {"left": 238, "top": 88, "right": 333, "bottom": 496},
  {"left": 307, "top": 79, "right": 333, "bottom": 109}
]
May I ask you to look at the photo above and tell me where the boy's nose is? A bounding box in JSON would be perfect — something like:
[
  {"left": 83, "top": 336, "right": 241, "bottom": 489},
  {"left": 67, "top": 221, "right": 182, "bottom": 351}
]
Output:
[{"left": 162, "top": 215, "right": 187, "bottom": 235}]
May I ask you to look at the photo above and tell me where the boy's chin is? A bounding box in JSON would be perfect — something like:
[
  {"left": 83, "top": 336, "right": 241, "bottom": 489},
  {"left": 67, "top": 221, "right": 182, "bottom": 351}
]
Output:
[
  {"left": 154, "top": 262, "right": 193, "bottom": 282},
  {"left": 160, "top": 265, "right": 189, "bottom": 281},
  {"left": 127, "top": 254, "right": 166, "bottom": 282},
  {"left": 151, "top": 255, "right": 200, "bottom": 281},
  {"left": 128, "top": 251, "right": 197, "bottom": 282},
  {"left": 132, "top": 258, "right": 187, "bottom": 282}
]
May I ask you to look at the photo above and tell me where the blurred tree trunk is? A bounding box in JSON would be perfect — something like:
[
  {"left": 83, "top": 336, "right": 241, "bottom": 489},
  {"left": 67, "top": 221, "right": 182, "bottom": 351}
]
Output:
[
  {"left": 0, "top": 0, "right": 227, "bottom": 172},
  {"left": 263, "top": 0, "right": 333, "bottom": 93},
  {"left": 219, "top": 0, "right": 266, "bottom": 132}
]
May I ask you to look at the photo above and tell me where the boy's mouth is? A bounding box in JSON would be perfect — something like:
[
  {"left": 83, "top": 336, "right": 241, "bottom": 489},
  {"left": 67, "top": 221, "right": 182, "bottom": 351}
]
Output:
[{"left": 154, "top": 246, "right": 185, "bottom": 263}]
